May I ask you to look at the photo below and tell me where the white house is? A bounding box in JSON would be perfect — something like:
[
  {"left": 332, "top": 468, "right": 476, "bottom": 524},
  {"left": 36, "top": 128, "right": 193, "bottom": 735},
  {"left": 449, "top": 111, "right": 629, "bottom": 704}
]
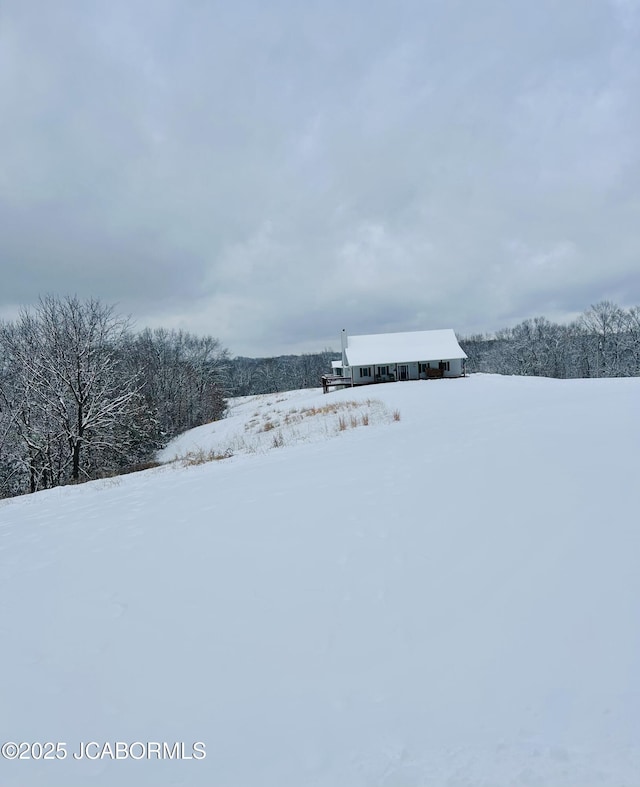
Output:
[{"left": 328, "top": 328, "right": 467, "bottom": 387}]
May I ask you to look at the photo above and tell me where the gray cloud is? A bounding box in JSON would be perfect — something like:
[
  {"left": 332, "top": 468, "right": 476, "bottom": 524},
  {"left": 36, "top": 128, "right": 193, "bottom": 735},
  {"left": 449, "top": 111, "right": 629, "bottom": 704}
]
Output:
[{"left": 1, "top": 0, "right": 638, "bottom": 355}]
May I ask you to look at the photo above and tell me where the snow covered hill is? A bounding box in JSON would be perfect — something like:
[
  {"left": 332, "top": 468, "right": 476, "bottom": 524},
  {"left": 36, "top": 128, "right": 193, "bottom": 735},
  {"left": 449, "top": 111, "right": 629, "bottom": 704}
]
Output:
[{"left": 1, "top": 374, "right": 639, "bottom": 787}]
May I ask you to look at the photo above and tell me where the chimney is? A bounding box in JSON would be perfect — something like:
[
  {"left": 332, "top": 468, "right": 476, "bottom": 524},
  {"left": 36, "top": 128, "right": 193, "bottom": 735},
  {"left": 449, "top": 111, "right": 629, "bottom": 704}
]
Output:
[{"left": 341, "top": 329, "right": 348, "bottom": 367}]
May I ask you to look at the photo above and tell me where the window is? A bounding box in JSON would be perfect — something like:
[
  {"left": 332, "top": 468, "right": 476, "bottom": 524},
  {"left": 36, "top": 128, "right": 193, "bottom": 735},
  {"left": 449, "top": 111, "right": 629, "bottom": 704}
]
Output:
[
  {"left": 376, "top": 365, "right": 389, "bottom": 376},
  {"left": 359, "top": 367, "right": 372, "bottom": 377},
  {"left": 438, "top": 361, "right": 450, "bottom": 371},
  {"left": 335, "top": 367, "right": 343, "bottom": 376}
]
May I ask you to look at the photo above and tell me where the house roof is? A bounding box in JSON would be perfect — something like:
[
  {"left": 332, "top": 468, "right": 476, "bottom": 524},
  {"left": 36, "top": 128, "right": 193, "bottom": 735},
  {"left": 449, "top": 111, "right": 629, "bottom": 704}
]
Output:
[{"left": 344, "top": 329, "right": 467, "bottom": 367}]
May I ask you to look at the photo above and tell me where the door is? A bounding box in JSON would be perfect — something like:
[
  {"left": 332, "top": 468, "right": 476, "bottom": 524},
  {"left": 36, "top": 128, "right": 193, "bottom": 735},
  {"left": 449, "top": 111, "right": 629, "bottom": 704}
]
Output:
[{"left": 399, "top": 364, "right": 408, "bottom": 380}]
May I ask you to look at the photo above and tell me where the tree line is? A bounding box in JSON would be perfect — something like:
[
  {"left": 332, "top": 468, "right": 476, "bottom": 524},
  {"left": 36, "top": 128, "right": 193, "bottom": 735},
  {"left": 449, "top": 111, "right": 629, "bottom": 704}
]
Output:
[
  {"left": 2, "top": 296, "right": 637, "bottom": 498},
  {"left": 224, "top": 301, "right": 640, "bottom": 397},
  {"left": 225, "top": 351, "right": 339, "bottom": 397},
  {"left": 459, "top": 301, "right": 640, "bottom": 379},
  {"left": 0, "top": 296, "right": 228, "bottom": 498}
]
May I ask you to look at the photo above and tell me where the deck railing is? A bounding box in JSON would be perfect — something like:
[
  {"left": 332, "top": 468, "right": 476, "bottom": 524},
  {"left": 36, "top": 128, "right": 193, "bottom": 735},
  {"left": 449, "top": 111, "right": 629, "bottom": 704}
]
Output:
[{"left": 321, "top": 374, "right": 353, "bottom": 393}]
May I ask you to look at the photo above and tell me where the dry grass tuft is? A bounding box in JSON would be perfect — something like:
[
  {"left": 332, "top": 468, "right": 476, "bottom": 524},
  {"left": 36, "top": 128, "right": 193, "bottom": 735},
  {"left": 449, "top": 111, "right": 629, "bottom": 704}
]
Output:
[
  {"left": 182, "top": 447, "right": 233, "bottom": 466},
  {"left": 392, "top": 409, "right": 401, "bottom": 421},
  {"left": 299, "top": 400, "right": 362, "bottom": 419}
]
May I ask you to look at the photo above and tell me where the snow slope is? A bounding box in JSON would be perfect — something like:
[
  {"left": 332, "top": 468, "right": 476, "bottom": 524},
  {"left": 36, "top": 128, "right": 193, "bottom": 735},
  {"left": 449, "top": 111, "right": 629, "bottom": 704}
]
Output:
[{"left": 1, "top": 374, "right": 639, "bottom": 787}]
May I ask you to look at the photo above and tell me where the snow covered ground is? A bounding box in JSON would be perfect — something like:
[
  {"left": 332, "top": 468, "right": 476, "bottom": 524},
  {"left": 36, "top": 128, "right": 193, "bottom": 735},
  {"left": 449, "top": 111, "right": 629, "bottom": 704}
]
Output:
[{"left": 1, "top": 374, "right": 639, "bottom": 787}]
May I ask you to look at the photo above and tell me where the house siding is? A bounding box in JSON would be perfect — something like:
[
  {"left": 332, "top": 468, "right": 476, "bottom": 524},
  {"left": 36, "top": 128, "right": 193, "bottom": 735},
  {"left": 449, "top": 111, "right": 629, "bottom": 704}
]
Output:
[
  {"left": 347, "top": 357, "right": 464, "bottom": 385},
  {"left": 445, "top": 358, "right": 464, "bottom": 377},
  {"left": 333, "top": 329, "right": 466, "bottom": 387},
  {"left": 356, "top": 366, "right": 374, "bottom": 383}
]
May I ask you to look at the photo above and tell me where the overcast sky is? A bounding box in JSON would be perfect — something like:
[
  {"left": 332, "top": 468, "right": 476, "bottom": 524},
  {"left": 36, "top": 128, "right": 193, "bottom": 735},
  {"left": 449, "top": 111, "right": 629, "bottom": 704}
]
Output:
[{"left": 1, "top": 0, "right": 639, "bottom": 356}]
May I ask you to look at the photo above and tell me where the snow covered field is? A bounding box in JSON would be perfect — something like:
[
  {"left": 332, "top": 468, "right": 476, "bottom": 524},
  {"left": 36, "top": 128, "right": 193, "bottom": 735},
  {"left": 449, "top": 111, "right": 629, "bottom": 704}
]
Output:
[{"left": 1, "top": 374, "right": 639, "bottom": 787}]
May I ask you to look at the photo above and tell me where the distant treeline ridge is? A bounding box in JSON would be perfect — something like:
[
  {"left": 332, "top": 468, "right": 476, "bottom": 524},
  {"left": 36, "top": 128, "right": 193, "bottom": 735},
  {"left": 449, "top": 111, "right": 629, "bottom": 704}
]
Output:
[{"left": 2, "top": 298, "right": 637, "bottom": 499}]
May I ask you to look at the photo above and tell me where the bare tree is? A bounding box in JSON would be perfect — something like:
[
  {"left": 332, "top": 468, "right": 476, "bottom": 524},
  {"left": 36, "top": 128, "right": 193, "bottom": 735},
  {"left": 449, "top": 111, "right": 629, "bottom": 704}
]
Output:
[
  {"left": 625, "top": 306, "right": 640, "bottom": 375},
  {"left": 0, "top": 296, "right": 144, "bottom": 487},
  {"left": 129, "top": 328, "right": 228, "bottom": 438},
  {"left": 580, "top": 300, "right": 626, "bottom": 377}
]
